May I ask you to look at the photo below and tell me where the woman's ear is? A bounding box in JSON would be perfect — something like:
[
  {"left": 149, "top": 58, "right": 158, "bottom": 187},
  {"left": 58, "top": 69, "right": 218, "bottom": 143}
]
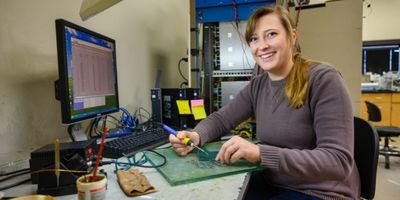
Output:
[
  {"left": 292, "top": 28, "right": 297, "bottom": 45},
  {"left": 292, "top": 28, "right": 301, "bottom": 53}
]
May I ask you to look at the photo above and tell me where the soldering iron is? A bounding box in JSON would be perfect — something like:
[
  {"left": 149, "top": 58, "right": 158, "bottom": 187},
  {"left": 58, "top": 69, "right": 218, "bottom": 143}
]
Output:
[{"left": 162, "top": 124, "right": 208, "bottom": 156}]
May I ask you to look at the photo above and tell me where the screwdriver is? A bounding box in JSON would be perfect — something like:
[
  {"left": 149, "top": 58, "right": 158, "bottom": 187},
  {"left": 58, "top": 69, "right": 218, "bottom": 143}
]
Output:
[{"left": 162, "top": 124, "right": 209, "bottom": 156}]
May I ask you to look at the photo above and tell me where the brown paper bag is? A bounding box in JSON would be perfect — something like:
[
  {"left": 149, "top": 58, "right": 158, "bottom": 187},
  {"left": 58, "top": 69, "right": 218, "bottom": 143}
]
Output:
[{"left": 116, "top": 169, "right": 158, "bottom": 196}]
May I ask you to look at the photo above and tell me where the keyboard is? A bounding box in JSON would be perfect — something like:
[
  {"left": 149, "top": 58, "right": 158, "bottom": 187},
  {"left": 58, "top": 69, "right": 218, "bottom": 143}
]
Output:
[{"left": 102, "top": 127, "right": 170, "bottom": 159}]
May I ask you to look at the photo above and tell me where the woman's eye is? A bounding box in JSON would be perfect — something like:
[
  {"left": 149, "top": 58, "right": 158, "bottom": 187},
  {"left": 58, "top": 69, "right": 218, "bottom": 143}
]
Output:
[
  {"left": 267, "top": 32, "right": 277, "bottom": 38},
  {"left": 250, "top": 36, "right": 258, "bottom": 43}
]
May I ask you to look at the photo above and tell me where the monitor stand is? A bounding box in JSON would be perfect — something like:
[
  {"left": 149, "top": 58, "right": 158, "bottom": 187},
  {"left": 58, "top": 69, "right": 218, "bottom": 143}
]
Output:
[{"left": 68, "top": 123, "right": 88, "bottom": 141}]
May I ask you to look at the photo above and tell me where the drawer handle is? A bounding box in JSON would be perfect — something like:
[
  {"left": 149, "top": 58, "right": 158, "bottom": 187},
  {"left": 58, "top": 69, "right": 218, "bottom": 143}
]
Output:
[{"left": 375, "top": 97, "right": 383, "bottom": 99}]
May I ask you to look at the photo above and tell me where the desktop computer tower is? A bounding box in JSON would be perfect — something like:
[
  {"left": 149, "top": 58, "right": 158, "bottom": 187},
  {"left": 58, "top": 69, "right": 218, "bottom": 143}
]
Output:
[
  {"left": 151, "top": 88, "right": 200, "bottom": 130},
  {"left": 161, "top": 88, "right": 188, "bottom": 130},
  {"left": 151, "top": 88, "right": 163, "bottom": 124}
]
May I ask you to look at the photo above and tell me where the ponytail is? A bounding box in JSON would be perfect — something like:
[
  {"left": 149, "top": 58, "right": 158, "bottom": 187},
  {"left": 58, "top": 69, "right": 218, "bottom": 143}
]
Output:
[{"left": 285, "top": 53, "right": 311, "bottom": 108}]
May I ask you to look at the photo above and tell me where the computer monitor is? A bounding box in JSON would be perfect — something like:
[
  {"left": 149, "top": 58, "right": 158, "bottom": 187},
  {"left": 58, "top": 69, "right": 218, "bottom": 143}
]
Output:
[
  {"left": 362, "top": 41, "right": 400, "bottom": 74},
  {"left": 55, "top": 19, "right": 119, "bottom": 139}
]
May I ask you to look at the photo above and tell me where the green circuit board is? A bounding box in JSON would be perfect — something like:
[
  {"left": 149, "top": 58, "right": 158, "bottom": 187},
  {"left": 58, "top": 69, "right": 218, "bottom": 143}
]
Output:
[{"left": 145, "top": 141, "right": 264, "bottom": 186}]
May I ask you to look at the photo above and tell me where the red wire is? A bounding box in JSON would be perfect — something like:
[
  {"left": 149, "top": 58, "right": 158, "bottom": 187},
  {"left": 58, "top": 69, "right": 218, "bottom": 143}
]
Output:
[
  {"left": 232, "top": 0, "right": 238, "bottom": 23},
  {"left": 92, "top": 127, "right": 108, "bottom": 182}
]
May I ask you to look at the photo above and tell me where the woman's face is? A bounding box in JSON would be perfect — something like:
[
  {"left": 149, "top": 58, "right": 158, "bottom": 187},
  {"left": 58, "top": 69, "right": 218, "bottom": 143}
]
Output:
[{"left": 249, "top": 13, "right": 295, "bottom": 79}]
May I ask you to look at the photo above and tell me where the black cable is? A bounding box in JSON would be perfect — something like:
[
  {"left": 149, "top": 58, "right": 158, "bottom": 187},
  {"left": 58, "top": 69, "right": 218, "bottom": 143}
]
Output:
[
  {"left": 134, "top": 107, "right": 151, "bottom": 126},
  {"left": 143, "top": 112, "right": 164, "bottom": 130},
  {"left": 0, "top": 163, "right": 87, "bottom": 191},
  {"left": 0, "top": 178, "right": 31, "bottom": 191},
  {"left": 0, "top": 171, "right": 30, "bottom": 183},
  {"left": 90, "top": 117, "right": 102, "bottom": 138},
  {"left": 102, "top": 115, "right": 108, "bottom": 130},
  {"left": 178, "top": 58, "right": 189, "bottom": 84},
  {"left": 180, "top": 82, "right": 188, "bottom": 88},
  {"left": 85, "top": 118, "right": 95, "bottom": 136},
  {"left": 0, "top": 168, "right": 30, "bottom": 177},
  {"left": 100, "top": 150, "right": 167, "bottom": 168}
]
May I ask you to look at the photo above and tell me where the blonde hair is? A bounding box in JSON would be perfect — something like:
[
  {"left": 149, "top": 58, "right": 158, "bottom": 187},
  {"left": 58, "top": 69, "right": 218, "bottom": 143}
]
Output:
[{"left": 245, "top": 5, "right": 311, "bottom": 108}]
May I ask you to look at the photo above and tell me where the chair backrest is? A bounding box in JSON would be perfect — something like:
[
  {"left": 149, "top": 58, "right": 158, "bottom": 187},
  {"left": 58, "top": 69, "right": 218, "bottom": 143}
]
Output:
[
  {"left": 354, "top": 116, "right": 379, "bottom": 200},
  {"left": 365, "top": 101, "right": 382, "bottom": 122}
]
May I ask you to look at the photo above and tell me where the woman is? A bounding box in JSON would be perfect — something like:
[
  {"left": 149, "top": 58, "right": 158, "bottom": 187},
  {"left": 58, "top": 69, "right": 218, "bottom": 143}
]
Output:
[{"left": 170, "top": 5, "right": 360, "bottom": 199}]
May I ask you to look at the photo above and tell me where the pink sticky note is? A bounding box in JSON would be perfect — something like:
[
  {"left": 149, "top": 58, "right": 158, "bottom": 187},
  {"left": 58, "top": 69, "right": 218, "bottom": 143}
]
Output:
[{"left": 191, "top": 99, "right": 204, "bottom": 107}]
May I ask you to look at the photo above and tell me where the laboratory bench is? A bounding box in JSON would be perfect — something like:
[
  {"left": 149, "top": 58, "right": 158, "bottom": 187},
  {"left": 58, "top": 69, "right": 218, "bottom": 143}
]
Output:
[{"left": 1, "top": 147, "right": 251, "bottom": 200}]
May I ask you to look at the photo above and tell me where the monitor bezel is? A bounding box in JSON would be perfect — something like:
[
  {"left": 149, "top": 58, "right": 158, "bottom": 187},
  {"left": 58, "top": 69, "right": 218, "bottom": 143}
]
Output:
[{"left": 55, "top": 19, "right": 120, "bottom": 124}]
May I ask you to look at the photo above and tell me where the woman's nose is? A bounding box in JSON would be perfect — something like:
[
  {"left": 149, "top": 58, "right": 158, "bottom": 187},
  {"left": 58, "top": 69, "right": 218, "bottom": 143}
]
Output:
[
  {"left": 255, "top": 39, "right": 269, "bottom": 50},
  {"left": 262, "top": 38, "right": 271, "bottom": 48}
]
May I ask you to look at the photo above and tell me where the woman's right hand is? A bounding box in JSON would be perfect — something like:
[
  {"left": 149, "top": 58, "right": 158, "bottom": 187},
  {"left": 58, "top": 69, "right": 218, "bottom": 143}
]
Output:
[{"left": 169, "top": 131, "right": 201, "bottom": 156}]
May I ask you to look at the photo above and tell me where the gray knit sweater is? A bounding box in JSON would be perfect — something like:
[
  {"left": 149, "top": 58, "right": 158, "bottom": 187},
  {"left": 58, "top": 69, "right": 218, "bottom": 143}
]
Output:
[{"left": 193, "top": 63, "right": 360, "bottom": 199}]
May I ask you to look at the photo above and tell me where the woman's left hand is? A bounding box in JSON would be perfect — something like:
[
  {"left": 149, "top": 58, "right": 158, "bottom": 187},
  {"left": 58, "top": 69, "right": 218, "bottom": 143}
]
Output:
[{"left": 216, "top": 136, "right": 260, "bottom": 164}]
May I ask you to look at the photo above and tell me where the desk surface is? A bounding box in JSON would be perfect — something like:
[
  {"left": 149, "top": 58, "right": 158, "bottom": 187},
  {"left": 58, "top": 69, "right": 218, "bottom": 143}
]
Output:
[{"left": 2, "top": 153, "right": 250, "bottom": 200}]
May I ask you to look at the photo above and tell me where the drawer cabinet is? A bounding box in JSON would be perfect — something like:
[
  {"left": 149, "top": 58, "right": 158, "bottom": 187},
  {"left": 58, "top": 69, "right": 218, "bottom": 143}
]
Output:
[
  {"left": 361, "top": 93, "right": 400, "bottom": 126},
  {"left": 391, "top": 93, "right": 400, "bottom": 127}
]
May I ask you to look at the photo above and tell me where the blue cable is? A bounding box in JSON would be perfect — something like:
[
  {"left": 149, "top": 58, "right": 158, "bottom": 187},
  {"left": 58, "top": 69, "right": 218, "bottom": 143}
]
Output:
[
  {"left": 107, "top": 150, "right": 167, "bottom": 172},
  {"left": 90, "top": 108, "right": 139, "bottom": 137},
  {"left": 119, "top": 108, "right": 138, "bottom": 129},
  {"left": 113, "top": 152, "right": 149, "bottom": 172}
]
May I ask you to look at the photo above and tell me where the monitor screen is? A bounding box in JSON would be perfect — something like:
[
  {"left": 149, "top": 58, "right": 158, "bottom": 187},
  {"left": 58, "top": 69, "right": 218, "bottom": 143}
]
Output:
[
  {"left": 55, "top": 19, "right": 119, "bottom": 124},
  {"left": 362, "top": 43, "right": 400, "bottom": 74}
]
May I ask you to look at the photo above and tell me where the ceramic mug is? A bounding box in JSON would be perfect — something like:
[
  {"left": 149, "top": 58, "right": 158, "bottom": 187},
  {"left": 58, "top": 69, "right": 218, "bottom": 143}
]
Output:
[{"left": 76, "top": 174, "right": 107, "bottom": 200}]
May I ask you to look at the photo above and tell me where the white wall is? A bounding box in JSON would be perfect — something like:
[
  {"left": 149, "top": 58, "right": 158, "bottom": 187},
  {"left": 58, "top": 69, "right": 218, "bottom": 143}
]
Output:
[
  {"left": 0, "top": 0, "right": 189, "bottom": 163},
  {"left": 363, "top": 0, "right": 400, "bottom": 41},
  {"left": 295, "top": 0, "right": 363, "bottom": 115}
]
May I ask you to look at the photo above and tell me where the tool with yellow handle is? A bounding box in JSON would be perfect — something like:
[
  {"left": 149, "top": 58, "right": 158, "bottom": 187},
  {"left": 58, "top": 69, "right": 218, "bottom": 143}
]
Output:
[{"left": 162, "top": 124, "right": 208, "bottom": 156}]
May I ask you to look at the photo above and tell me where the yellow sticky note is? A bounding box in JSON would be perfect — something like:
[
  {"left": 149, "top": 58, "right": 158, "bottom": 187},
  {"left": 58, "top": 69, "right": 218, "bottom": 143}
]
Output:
[
  {"left": 191, "top": 105, "right": 207, "bottom": 120},
  {"left": 176, "top": 100, "right": 191, "bottom": 114}
]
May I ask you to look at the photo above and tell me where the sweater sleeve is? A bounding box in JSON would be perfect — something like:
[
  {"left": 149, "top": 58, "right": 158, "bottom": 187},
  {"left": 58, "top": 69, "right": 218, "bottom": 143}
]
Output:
[
  {"left": 259, "top": 67, "right": 355, "bottom": 181},
  {"left": 193, "top": 80, "right": 255, "bottom": 146}
]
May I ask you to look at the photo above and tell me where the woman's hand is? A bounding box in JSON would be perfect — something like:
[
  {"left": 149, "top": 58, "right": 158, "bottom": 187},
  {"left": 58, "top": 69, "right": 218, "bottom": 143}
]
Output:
[
  {"left": 216, "top": 136, "right": 260, "bottom": 164},
  {"left": 169, "top": 131, "right": 201, "bottom": 156}
]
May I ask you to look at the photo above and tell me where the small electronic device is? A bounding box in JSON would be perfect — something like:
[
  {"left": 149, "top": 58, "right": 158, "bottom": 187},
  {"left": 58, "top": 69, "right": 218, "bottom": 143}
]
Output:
[
  {"left": 151, "top": 88, "right": 200, "bottom": 130},
  {"left": 29, "top": 140, "right": 97, "bottom": 196},
  {"left": 54, "top": 19, "right": 120, "bottom": 139}
]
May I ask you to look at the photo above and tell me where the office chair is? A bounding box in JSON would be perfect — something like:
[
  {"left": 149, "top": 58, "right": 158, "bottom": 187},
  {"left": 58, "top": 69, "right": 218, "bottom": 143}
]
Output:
[
  {"left": 365, "top": 100, "right": 400, "bottom": 169},
  {"left": 354, "top": 116, "right": 379, "bottom": 200}
]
